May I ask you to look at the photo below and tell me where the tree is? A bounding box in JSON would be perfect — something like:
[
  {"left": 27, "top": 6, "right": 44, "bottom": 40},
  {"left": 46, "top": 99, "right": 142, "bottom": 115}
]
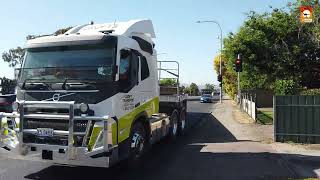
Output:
[
  {"left": 179, "top": 85, "right": 186, "bottom": 94},
  {"left": 183, "top": 86, "right": 191, "bottom": 94},
  {"left": 213, "top": 54, "right": 226, "bottom": 75},
  {"left": 213, "top": 53, "right": 237, "bottom": 98},
  {"left": 159, "top": 78, "right": 177, "bottom": 86},
  {"left": 189, "top": 83, "right": 200, "bottom": 96},
  {"left": 220, "top": 2, "right": 320, "bottom": 96},
  {"left": 2, "top": 27, "right": 73, "bottom": 68},
  {"left": 2, "top": 47, "right": 25, "bottom": 67},
  {"left": 204, "top": 84, "right": 215, "bottom": 91},
  {"left": 182, "top": 83, "right": 200, "bottom": 96}
]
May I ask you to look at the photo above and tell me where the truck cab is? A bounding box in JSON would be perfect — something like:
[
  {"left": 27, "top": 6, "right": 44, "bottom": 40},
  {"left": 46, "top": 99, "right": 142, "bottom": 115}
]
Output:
[{"left": 0, "top": 19, "right": 187, "bottom": 168}]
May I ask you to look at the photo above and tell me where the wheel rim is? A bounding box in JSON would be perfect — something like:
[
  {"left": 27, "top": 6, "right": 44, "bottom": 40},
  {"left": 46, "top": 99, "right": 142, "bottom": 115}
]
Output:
[
  {"left": 181, "top": 111, "right": 186, "bottom": 130},
  {"left": 181, "top": 119, "right": 186, "bottom": 130},
  {"left": 172, "top": 120, "right": 178, "bottom": 135},
  {"left": 131, "top": 132, "right": 145, "bottom": 158}
]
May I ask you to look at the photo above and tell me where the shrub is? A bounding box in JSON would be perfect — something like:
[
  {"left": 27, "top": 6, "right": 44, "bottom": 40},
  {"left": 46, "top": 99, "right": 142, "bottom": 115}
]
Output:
[
  {"left": 300, "top": 88, "right": 320, "bottom": 95},
  {"left": 159, "top": 78, "right": 177, "bottom": 86},
  {"left": 274, "top": 79, "right": 299, "bottom": 95}
]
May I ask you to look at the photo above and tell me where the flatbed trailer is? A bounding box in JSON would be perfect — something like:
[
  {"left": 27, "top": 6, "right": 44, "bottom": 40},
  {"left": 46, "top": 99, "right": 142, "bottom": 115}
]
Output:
[{"left": 158, "top": 61, "right": 187, "bottom": 136}]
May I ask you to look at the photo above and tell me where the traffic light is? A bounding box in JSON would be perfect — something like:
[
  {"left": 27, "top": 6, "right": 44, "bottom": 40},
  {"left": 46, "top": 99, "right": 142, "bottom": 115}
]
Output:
[
  {"left": 218, "top": 74, "right": 222, "bottom": 82},
  {"left": 234, "top": 55, "right": 242, "bottom": 72}
]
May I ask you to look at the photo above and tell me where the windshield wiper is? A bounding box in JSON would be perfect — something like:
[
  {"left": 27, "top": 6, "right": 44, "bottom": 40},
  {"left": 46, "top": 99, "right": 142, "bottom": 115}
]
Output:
[
  {"left": 61, "top": 78, "right": 97, "bottom": 90},
  {"left": 19, "top": 78, "right": 53, "bottom": 90},
  {"left": 40, "top": 82, "right": 52, "bottom": 90},
  {"left": 25, "top": 82, "right": 52, "bottom": 90},
  {"left": 21, "top": 79, "right": 28, "bottom": 89},
  {"left": 62, "top": 78, "right": 68, "bottom": 90},
  {"left": 66, "top": 82, "right": 97, "bottom": 90}
]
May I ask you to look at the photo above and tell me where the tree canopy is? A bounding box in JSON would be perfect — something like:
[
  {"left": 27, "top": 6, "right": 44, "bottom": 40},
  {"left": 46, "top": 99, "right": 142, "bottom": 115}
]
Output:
[
  {"left": 159, "top": 78, "right": 177, "bottom": 86},
  {"left": 217, "top": 1, "right": 320, "bottom": 97},
  {"left": 204, "top": 84, "right": 215, "bottom": 91},
  {"left": 183, "top": 83, "right": 200, "bottom": 96}
]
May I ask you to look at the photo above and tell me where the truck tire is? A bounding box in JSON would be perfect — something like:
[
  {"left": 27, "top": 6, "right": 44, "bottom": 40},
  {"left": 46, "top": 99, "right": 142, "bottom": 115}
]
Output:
[
  {"left": 127, "top": 122, "right": 147, "bottom": 168},
  {"left": 168, "top": 111, "right": 178, "bottom": 140},
  {"left": 178, "top": 109, "right": 187, "bottom": 135}
]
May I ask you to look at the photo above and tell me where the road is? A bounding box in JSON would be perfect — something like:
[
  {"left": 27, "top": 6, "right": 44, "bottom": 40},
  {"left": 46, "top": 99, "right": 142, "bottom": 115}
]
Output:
[{"left": 0, "top": 101, "right": 314, "bottom": 179}]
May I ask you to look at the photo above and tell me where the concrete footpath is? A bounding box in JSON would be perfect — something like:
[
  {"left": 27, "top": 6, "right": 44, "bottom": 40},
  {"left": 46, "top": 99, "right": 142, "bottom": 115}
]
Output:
[{"left": 210, "top": 97, "right": 320, "bottom": 178}]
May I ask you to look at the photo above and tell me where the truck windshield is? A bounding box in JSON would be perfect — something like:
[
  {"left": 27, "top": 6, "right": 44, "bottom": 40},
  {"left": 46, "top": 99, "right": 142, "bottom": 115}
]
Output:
[{"left": 19, "top": 44, "right": 116, "bottom": 82}]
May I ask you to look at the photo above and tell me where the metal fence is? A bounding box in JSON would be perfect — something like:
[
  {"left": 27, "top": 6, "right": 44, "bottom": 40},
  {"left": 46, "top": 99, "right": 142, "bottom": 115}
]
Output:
[{"left": 274, "top": 95, "right": 320, "bottom": 143}]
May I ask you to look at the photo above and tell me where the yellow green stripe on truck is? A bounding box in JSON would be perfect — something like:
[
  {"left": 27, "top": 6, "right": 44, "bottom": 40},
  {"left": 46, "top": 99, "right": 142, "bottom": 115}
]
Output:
[
  {"left": 117, "top": 96, "right": 159, "bottom": 143},
  {"left": 88, "top": 97, "right": 159, "bottom": 151}
]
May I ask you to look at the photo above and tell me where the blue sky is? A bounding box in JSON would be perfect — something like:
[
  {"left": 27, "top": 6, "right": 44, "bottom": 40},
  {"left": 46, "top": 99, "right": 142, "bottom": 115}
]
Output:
[{"left": 0, "top": 0, "right": 290, "bottom": 85}]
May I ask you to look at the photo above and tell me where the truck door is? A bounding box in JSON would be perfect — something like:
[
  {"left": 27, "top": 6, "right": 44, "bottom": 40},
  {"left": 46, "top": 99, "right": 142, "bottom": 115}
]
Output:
[{"left": 118, "top": 49, "right": 140, "bottom": 113}]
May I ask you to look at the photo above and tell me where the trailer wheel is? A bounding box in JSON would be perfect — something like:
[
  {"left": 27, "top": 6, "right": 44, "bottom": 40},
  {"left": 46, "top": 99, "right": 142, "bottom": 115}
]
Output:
[
  {"left": 127, "top": 122, "right": 147, "bottom": 167},
  {"left": 168, "top": 111, "right": 178, "bottom": 140},
  {"left": 178, "top": 109, "right": 187, "bottom": 135}
]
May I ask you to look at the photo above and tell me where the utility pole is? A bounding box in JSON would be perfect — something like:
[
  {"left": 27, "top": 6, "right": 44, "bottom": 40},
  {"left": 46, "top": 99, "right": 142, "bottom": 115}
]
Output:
[
  {"left": 196, "top": 20, "right": 223, "bottom": 103},
  {"left": 219, "top": 32, "right": 223, "bottom": 104}
]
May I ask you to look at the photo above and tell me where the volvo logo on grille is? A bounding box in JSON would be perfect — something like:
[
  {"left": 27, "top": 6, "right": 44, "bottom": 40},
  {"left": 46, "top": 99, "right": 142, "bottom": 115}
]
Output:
[
  {"left": 52, "top": 93, "right": 60, "bottom": 101},
  {"left": 43, "top": 92, "right": 76, "bottom": 101}
]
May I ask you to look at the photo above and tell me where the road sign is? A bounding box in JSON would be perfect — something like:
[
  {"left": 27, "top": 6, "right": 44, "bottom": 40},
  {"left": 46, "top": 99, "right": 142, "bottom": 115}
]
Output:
[{"left": 300, "top": 6, "right": 313, "bottom": 23}]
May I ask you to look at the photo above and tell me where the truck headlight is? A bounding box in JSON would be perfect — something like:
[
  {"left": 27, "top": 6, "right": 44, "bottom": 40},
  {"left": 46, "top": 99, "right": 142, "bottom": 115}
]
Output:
[{"left": 79, "top": 103, "right": 89, "bottom": 114}]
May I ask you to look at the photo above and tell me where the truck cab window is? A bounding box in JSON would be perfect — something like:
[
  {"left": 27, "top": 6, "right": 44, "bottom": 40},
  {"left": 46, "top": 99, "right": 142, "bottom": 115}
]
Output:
[
  {"left": 130, "top": 52, "right": 139, "bottom": 85},
  {"left": 119, "top": 49, "right": 139, "bottom": 92},
  {"left": 140, "top": 56, "right": 149, "bottom": 81},
  {"left": 119, "top": 50, "right": 130, "bottom": 81}
]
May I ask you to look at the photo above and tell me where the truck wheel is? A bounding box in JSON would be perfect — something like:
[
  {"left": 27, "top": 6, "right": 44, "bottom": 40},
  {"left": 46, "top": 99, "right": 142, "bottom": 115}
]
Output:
[
  {"left": 168, "top": 111, "right": 178, "bottom": 140},
  {"left": 127, "top": 122, "right": 147, "bottom": 167},
  {"left": 178, "top": 109, "right": 187, "bottom": 135}
]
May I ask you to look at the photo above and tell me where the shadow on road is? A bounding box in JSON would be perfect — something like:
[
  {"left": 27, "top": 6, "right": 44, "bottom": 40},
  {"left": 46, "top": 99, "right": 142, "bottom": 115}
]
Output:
[{"left": 24, "top": 111, "right": 320, "bottom": 180}]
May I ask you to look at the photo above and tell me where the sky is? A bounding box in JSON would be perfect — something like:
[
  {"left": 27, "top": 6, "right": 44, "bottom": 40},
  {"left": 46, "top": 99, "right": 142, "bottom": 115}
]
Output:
[{"left": 0, "top": 0, "right": 290, "bottom": 86}]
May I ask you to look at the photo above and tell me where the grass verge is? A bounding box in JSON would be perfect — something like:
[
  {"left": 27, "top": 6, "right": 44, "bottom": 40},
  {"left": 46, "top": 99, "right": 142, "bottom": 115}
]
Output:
[{"left": 257, "top": 110, "right": 273, "bottom": 125}]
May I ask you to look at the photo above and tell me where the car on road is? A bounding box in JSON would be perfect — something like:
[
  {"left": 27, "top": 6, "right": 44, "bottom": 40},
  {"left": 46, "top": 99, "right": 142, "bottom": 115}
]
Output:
[{"left": 200, "top": 94, "right": 212, "bottom": 103}]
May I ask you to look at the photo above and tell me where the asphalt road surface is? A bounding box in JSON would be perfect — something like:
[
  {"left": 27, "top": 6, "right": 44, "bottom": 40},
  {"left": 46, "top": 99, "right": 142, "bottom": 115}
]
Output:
[{"left": 0, "top": 101, "right": 305, "bottom": 180}]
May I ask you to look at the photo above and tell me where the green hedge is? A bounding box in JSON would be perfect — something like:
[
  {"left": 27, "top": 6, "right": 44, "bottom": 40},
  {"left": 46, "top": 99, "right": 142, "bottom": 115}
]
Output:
[
  {"left": 299, "top": 89, "right": 320, "bottom": 95},
  {"left": 274, "top": 79, "right": 300, "bottom": 95}
]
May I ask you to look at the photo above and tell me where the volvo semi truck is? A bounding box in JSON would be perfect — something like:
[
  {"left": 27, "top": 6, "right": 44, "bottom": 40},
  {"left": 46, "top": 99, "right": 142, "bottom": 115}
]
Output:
[{"left": 0, "top": 19, "right": 187, "bottom": 167}]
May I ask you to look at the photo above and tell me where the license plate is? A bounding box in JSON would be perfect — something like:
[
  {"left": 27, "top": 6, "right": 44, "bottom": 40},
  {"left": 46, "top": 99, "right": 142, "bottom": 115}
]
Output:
[{"left": 37, "top": 128, "right": 54, "bottom": 137}]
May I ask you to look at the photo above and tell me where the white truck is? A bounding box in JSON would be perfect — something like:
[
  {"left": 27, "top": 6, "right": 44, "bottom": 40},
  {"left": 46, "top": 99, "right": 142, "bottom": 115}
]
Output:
[{"left": 0, "top": 20, "right": 187, "bottom": 167}]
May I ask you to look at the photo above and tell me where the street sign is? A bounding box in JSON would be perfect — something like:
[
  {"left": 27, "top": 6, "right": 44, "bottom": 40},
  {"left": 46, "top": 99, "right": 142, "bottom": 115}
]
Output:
[{"left": 300, "top": 6, "right": 313, "bottom": 23}]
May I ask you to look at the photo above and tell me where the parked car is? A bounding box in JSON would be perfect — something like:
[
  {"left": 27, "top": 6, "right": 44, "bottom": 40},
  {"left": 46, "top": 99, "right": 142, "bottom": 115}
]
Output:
[
  {"left": 0, "top": 94, "right": 16, "bottom": 113},
  {"left": 200, "top": 94, "right": 212, "bottom": 103}
]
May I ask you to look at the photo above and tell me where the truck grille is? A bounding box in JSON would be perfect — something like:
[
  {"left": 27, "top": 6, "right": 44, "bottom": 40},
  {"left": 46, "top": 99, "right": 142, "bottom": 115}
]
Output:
[
  {"left": 21, "top": 104, "right": 93, "bottom": 147},
  {"left": 23, "top": 119, "right": 69, "bottom": 131},
  {"left": 23, "top": 119, "right": 88, "bottom": 132}
]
